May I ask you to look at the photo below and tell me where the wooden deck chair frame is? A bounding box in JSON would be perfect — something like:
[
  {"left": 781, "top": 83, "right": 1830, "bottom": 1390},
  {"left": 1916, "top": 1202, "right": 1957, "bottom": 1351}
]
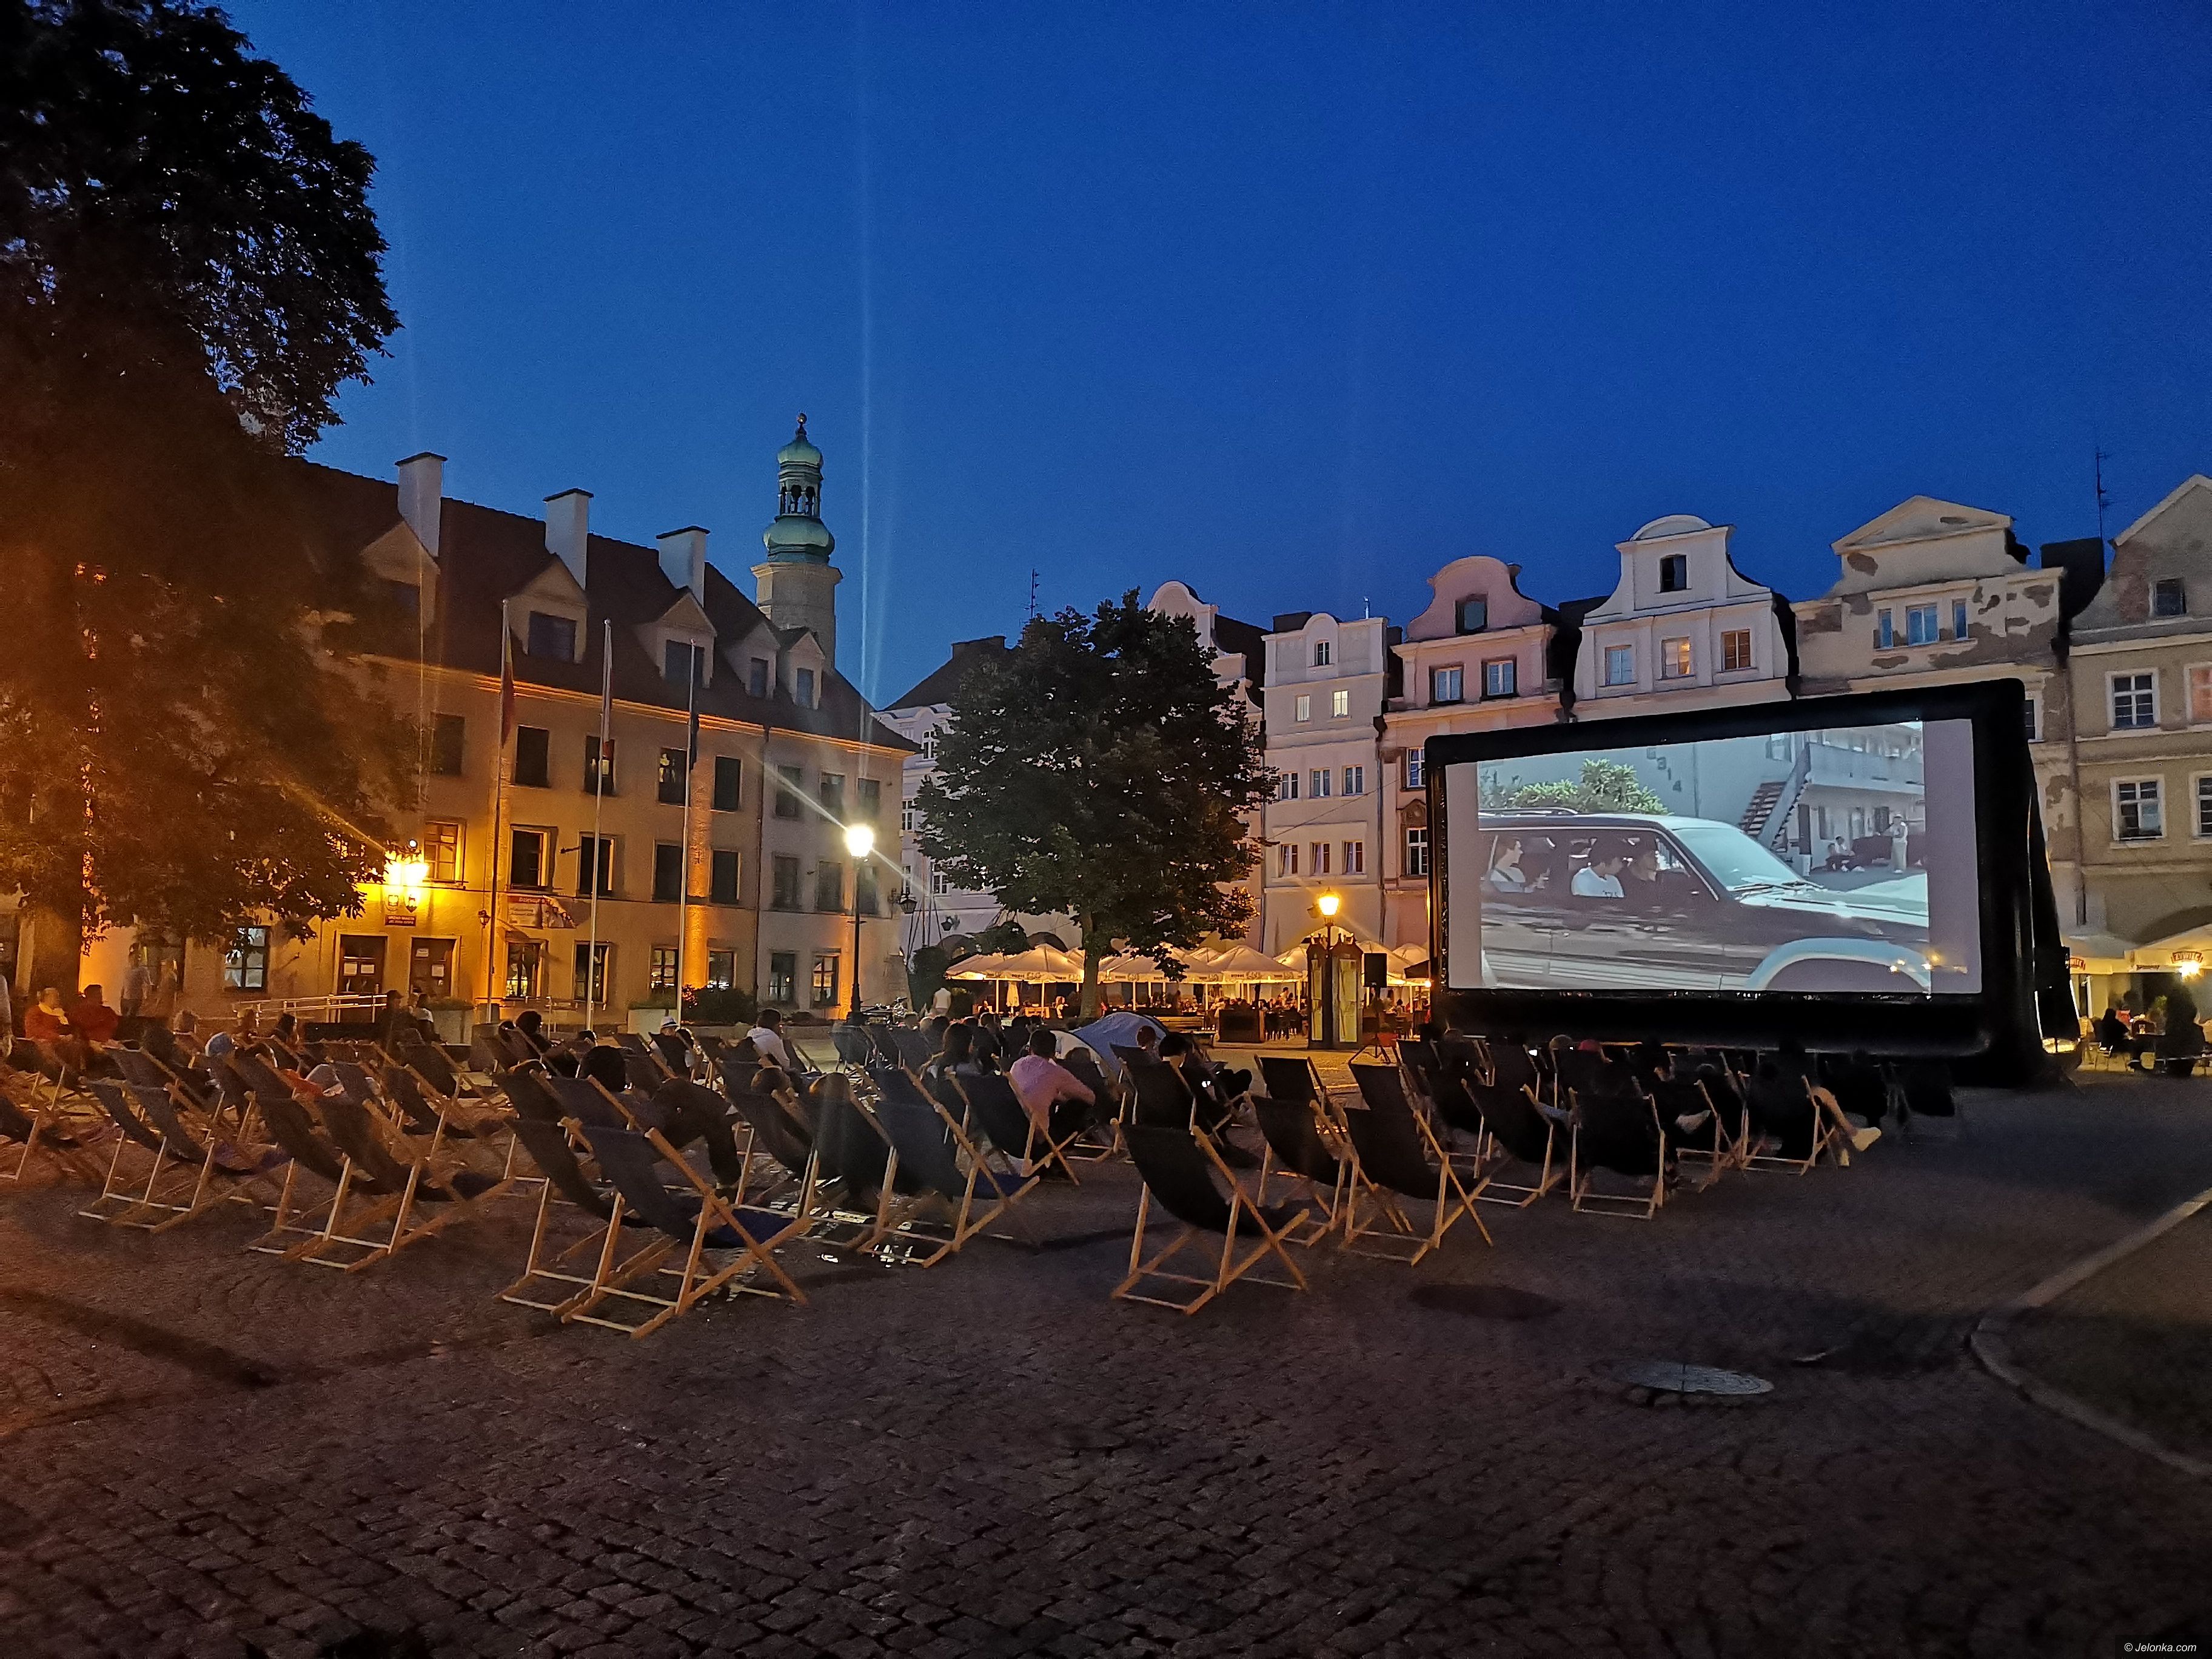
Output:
[
  {"left": 1338, "top": 1065, "right": 1493, "bottom": 1262},
  {"left": 1657, "top": 1077, "right": 1738, "bottom": 1191},
  {"left": 860, "top": 1070, "right": 1044, "bottom": 1266},
  {"left": 563, "top": 1120, "right": 809, "bottom": 1339},
  {"left": 282, "top": 1090, "right": 517, "bottom": 1271},
  {"left": 1569, "top": 1093, "right": 1671, "bottom": 1218},
  {"left": 1, "top": 1074, "right": 106, "bottom": 1185},
  {"left": 953, "top": 1066, "right": 1093, "bottom": 1187},
  {"left": 1739, "top": 1078, "right": 1837, "bottom": 1176},
  {"left": 1462, "top": 1079, "right": 1563, "bottom": 1207},
  {"left": 1250, "top": 1092, "right": 1347, "bottom": 1244},
  {"left": 102, "top": 1079, "right": 283, "bottom": 1232},
  {"left": 1113, "top": 1124, "right": 1309, "bottom": 1315},
  {"left": 1053, "top": 1044, "right": 1121, "bottom": 1162},
  {"left": 498, "top": 1112, "right": 628, "bottom": 1315},
  {"left": 242, "top": 1084, "right": 411, "bottom": 1259},
  {"left": 79, "top": 1079, "right": 221, "bottom": 1230}
]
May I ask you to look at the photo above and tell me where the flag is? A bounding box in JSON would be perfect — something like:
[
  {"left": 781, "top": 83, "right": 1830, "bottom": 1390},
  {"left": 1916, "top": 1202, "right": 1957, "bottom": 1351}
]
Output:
[
  {"left": 497, "top": 599, "right": 516, "bottom": 745},
  {"left": 685, "top": 645, "right": 700, "bottom": 768}
]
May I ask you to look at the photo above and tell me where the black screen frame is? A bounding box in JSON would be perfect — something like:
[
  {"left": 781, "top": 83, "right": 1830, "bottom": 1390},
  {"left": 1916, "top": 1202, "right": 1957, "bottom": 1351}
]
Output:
[{"left": 1426, "top": 679, "right": 2055, "bottom": 1075}]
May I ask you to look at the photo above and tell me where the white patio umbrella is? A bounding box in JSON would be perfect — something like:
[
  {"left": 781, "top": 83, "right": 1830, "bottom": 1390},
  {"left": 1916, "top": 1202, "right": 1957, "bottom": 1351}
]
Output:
[{"left": 1192, "top": 944, "right": 1303, "bottom": 984}]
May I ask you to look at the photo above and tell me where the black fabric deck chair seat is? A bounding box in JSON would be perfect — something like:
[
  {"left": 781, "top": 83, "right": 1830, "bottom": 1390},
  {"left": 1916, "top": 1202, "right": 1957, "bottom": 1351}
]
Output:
[
  {"left": 1340, "top": 1064, "right": 1492, "bottom": 1261},
  {"left": 1112, "top": 1122, "right": 1309, "bottom": 1315},
  {"left": 1125, "top": 1053, "right": 1198, "bottom": 1130},
  {"left": 564, "top": 1123, "right": 806, "bottom": 1338},
  {"left": 614, "top": 1033, "right": 652, "bottom": 1055},
  {"left": 500, "top": 1114, "right": 629, "bottom": 1314},
  {"left": 892, "top": 1029, "right": 934, "bottom": 1073},
  {"left": 1655, "top": 1077, "right": 1734, "bottom": 1187},
  {"left": 622, "top": 1051, "right": 670, "bottom": 1093},
  {"left": 1571, "top": 1088, "right": 1670, "bottom": 1218},
  {"left": 232, "top": 1085, "right": 403, "bottom": 1258},
  {"left": 79, "top": 1079, "right": 216, "bottom": 1229},
  {"left": 281, "top": 1091, "right": 512, "bottom": 1271},
  {"left": 500, "top": 1067, "right": 566, "bottom": 1125},
  {"left": 1464, "top": 1079, "right": 1562, "bottom": 1205},
  {"left": 808, "top": 1083, "right": 924, "bottom": 1244},
  {"left": 1483, "top": 1041, "right": 1537, "bottom": 1094},
  {"left": 1743, "top": 1075, "right": 1828, "bottom": 1173},
  {"left": 955, "top": 1067, "right": 1088, "bottom": 1182},
  {"left": 1422, "top": 1072, "right": 1488, "bottom": 1151},
  {"left": 1, "top": 1077, "right": 101, "bottom": 1184},
  {"left": 833, "top": 1025, "right": 877, "bottom": 1068},
  {"left": 865, "top": 1072, "right": 1039, "bottom": 1265},
  {"left": 1250, "top": 1091, "right": 1343, "bottom": 1239},
  {"left": 651, "top": 1030, "right": 692, "bottom": 1076},
  {"left": 1257, "top": 1054, "right": 1326, "bottom": 1111},
  {"left": 723, "top": 1082, "right": 816, "bottom": 1195}
]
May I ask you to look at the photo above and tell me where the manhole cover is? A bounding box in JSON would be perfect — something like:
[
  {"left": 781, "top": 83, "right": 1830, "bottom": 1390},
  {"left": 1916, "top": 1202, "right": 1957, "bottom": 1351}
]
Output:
[
  {"left": 1608, "top": 1360, "right": 1772, "bottom": 1396},
  {"left": 1410, "top": 1284, "right": 1561, "bottom": 1320}
]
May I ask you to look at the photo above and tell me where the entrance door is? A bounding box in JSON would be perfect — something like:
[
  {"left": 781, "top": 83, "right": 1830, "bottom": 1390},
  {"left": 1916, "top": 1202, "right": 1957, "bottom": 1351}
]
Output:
[
  {"left": 337, "top": 935, "right": 388, "bottom": 1021},
  {"left": 409, "top": 937, "right": 455, "bottom": 1000}
]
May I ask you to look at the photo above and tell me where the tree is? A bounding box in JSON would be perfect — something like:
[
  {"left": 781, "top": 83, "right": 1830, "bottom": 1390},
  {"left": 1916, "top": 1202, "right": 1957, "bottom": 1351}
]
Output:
[
  {"left": 917, "top": 594, "right": 1271, "bottom": 1017},
  {"left": 0, "top": 0, "right": 412, "bottom": 989},
  {"left": 1483, "top": 759, "right": 1666, "bottom": 814}
]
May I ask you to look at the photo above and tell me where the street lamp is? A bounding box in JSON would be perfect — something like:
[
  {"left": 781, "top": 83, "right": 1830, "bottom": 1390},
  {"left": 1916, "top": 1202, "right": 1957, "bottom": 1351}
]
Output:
[{"left": 844, "top": 822, "right": 875, "bottom": 1016}]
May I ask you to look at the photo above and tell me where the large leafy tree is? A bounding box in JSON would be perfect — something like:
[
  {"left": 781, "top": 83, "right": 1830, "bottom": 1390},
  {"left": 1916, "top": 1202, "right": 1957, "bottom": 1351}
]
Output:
[
  {"left": 0, "top": 0, "right": 412, "bottom": 990},
  {"left": 917, "top": 593, "right": 1272, "bottom": 1017},
  {"left": 1484, "top": 759, "right": 1664, "bottom": 814}
]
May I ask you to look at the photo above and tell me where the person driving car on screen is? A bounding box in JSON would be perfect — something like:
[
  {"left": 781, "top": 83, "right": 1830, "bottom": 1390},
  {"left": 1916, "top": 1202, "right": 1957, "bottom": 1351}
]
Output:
[{"left": 1571, "top": 837, "right": 1630, "bottom": 898}]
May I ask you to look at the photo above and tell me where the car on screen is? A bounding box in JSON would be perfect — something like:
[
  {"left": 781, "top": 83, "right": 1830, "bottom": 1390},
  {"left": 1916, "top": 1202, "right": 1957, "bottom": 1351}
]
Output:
[{"left": 1466, "top": 810, "right": 1932, "bottom": 994}]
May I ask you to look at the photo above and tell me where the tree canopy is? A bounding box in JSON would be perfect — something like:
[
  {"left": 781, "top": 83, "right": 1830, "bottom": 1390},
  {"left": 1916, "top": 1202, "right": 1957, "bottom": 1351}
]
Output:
[
  {"left": 1483, "top": 759, "right": 1665, "bottom": 814},
  {"left": 916, "top": 594, "right": 1271, "bottom": 1016},
  {"left": 0, "top": 0, "right": 411, "bottom": 983}
]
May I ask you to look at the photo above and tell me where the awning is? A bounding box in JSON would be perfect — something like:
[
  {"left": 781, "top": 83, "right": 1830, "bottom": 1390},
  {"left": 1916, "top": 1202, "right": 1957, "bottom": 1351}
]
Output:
[
  {"left": 1190, "top": 944, "right": 1304, "bottom": 983},
  {"left": 2130, "top": 926, "right": 2212, "bottom": 970},
  {"left": 2062, "top": 929, "right": 2137, "bottom": 971}
]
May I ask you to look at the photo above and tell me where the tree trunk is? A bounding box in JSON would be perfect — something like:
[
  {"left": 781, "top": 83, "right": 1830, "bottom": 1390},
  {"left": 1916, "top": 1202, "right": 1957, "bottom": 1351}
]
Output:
[
  {"left": 21, "top": 899, "right": 85, "bottom": 1004},
  {"left": 1079, "top": 916, "right": 1102, "bottom": 1021}
]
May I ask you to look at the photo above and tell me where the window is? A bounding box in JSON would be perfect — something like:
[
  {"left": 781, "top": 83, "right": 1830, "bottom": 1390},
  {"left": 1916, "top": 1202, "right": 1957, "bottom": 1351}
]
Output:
[
  {"left": 811, "top": 954, "right": 840, "bottom": 1008},
  {"left": 527, "top": 611, "right": 576, "bottom": 660},
  {"left": 1952, "top": 598, "right": 1970, "bottom": 640},
  {"left": 1278, "top": 770, "right": 1299, "bottom": 801},
  {"left": 1877, "top": 610, "right": 1894, "bottom": 649},
  {"left": 1343, "top": 840, "right": 1365, "bottom": 876},
  {"left": 1313, "top": 640, "right": 1332, "bottom": 666},
  {"left": 430, "top": 713, "right": 465, "bottom": 777},
  {"left": 1432, "top": 666, "right": 1464, "bottom": 704},
  {"left": 2199, "top": 777, "right": 2212, "bottom": 839},
  {"left": 2111, "top": 672, "right": 2158, "bottom": 731},
  {"left": 509, "top": 828, "right": 548, "bottom": 890},
  {"left": 652, "top": 842, "right": 683, "bottom": 903},
  {"left": 901, "top": 800, "right": 919, "bottom": 833},
  {"left": 774, "top": 765, "right": 803, "bottom": 818},
  {"left": 657, "top": 746, "right": 688, "bottom": 805},
  {"left": 583, "top": 736, "right": 615, "bottom": 796},
  {"left": 1721, "top": 629, "right": 1753, "bottom": 673},
  {"left": 1906, "top": 604, "right": 1939, "bottom": 646},
  {"left": 1342, "top": 765, "right": 1365, "bottom": 796},
  {"left": 1310, "top": 842, "right": 1330, "bottom": 876},
  {"left": 223, "top": 925, "right": 269, "bottom": 991},
  {"left": 767, "top": 951, "right": 797, "bottom": 1004},
  {"left": 504, "top": 940, "right": 543, "bottom": 1000},
  {"left": 1659, "top": 637, "right": 1692, "bottom": 680},
  {"left": 1310, "top": 769, "right": 1332, "bottom": 799},
  {"left": 1658, "top": 554, "right": 1687, "bottom": 592},
  {"left": 2023, "top": 699, "right": 2040, "bottom": 744},
  {"left": 1456, "top": 596, "right": 1488, "bottom": 634},
  {"left": 706, "top": 949, "right": 736, "bottom": 990},
  {"left": 1278, "top": 843, "right": 1298, "bottom": 877},
  {"left": 573, "top": 941, "right": 611, "bottom": 1005},
  {"left": 649, "top": 947, "right": 679, "bottom": 992},
  {"left": 423, "top": 820, "right": 462, "bottom": 883},
  {"left": 709, "top": 849, "right": 740, "bottom": 905},
  {"left": 815, "top": 862, "right": 844, "bottom": 912},
  {"left": 771, "top": 855, "right": 801, "bottom": 910},
  {"left": 2154, "top": 578, "right": 2188, "bottom": 618},
  {"left": 748, "top": 657, "right": 769, "bottom": 697},
  {"left": 1482, "top": 658, "right": 1517, "bottom": 699},
  {"left": 663, "top": 638, "right": 705, "bottom": 687},
  {"left": 796, "top": 668, "right": 816, "bottom": 706},
  {"left": 930, "top": 866, "right": 951, "bottom": 896},
  {"left": 2115, "top": 779, "right": 2163, "bottom": 842},
  {"left": 514, "top": 726, "right": 550, "bottom": 788},
  {"left": 575, "top": 834, "right": 615, "bottom": 897},
  {"left": 921, "top": 731, "right": 939, "bottom": 762},
  {"left": 1404, "top": 753, "right": 1424, "bottom": 791},
  {"left": 1404, "top": 826, "right": 1430, "bottom": 878},
  {"left": 856, "top": 860, "right": 880, "bottom": 915},
  {"left": 1295, "top": 694, "right": 1312, "bottom": 722},
  {"left": 1332, "top": 689, "right": 1349, "bottom": 719},
  {"left": 818, "top": 773, "right": 845, "bottom": 819},
  {"left": 857, "top": 777, "right": 882, "bottom": 822},
  {"left": 708, "top": 760, "right": 743, "bottom": 818},
  {"left": 1603, "top": 645, "right": 1635, "bottom": 687}
]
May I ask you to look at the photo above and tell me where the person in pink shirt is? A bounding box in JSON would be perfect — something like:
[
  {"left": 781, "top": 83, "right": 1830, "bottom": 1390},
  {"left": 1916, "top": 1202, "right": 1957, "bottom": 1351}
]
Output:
[{"left": 1005, "top": 1027, "right": 1101, "bottom": 1141}]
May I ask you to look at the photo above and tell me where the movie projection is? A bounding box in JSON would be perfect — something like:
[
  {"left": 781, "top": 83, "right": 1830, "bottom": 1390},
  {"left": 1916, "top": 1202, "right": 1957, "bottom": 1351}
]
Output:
[{"left": 1443, "top": 719, "right": 1983, "bottom": 997}]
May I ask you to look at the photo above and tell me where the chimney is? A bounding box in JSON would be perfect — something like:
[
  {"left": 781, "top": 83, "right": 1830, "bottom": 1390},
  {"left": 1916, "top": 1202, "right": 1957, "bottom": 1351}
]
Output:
[
  {"left": 544, "top": 488, "right": 592, "bottom": 588},
  {"left": 657, "top": 526, "right": 709, "bottom": 602},
  {"left": 397, "top": 452, "right": 444, "bottom": 562}
]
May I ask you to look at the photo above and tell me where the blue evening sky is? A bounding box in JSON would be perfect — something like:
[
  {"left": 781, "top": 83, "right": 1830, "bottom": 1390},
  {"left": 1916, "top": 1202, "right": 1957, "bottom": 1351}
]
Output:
[{"left": 231, "top": 1, "right": 2212, "bottom": 706}]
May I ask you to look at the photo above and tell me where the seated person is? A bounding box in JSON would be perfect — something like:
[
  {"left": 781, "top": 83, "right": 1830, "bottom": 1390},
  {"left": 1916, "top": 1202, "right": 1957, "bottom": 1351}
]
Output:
[
  {"left": 2093, "top": 1006, "right": 2130, "bottom": 1054},
  {"left": 1158, "top": 1033, "right": 1256, "bottom": 1164},
  {"left": 744, "top": 1008, "right": 796, "bottom": 1073},
  {"left": 1485, "top": 838, "right": 1530, "bottom": 891},
  {"left": 1006, "top": 1027, "right": 1105, "bottom": 1145},
  {"left": 1572, "top": 839, "right": 1631, "bottom": 899}
]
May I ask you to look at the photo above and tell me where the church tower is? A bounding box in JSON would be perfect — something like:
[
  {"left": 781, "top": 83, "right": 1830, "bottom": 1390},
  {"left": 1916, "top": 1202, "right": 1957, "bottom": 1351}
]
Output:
[{"left": 752, "top": 414, "right": 843, "bottom": 669}]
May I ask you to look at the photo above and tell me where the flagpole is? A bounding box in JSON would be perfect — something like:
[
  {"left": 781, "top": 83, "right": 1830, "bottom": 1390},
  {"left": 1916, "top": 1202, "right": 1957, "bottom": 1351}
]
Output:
[
  {"left": 483, "top": 599, "right": 513, "bottom": 1022},
  {"left": 587, "top": 618, "right": 611, "bottom": 1030},
  {"left": 677, "top": 648, "right": 699, "bottom": 1025}
]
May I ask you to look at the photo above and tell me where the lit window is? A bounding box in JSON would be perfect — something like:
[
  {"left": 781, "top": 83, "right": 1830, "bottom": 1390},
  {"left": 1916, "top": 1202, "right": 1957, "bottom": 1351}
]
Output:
[
  {"left": 1658, "top": 554, "right": 1687, "bottom": 592},
  {"left": 528, "top": 611, "right": 577, "bottom": 660},
  {"left": 1603, "top": 645, "right": 1634, "bottom": 686},
  {"left": 1483, "top": 658, "right": 1517, "bottom": 698},
  {"left": 1432, "top": 666, "right": 1464, "bottom": 704},
  {"left": 1404, "top": 826, "right": 1430, "bottom": 877},
  {"left": 1404, "top": 753, "right": 1424, "bottom": 790},
  {"left": 223, "top": 926, "right": 269, "bottom": 991},
  {"left": 1343, "top": 840, "right": 1365, "bottom": 875},
  {"left": 2115, "top": 779, "right": 2163, "bottom": 841},
  {"left": 767, "top": 952, "right": 797, "bottom": 1004},
  {"left": 658, "top": 746, "right": 688, "bottom": 805},
  {"left": 504, "top": 941, "right": 543, "bottom": 1000},
  {"left": 1332, "top": 689, "right": 1349, "bottom": 718},
  {"left": 811, "top": 954, "right": 840, "bottom": 1008},
  {"left": 649, "top": 947, "right": 680, "bottom": 991},
  {"left": 584, "top": 736, "right": 616, "bottom": 797},
  {"left": 1310, "top": 769, "right": 1332, "bottom": 799},
  {"left": 1311, "top": 842, "right": 1330, "bottom": 876},
  {"left": 1295, "top": 694, "right": 1312, "bottom": 722},
  {"left": 706, "top": 949, "right": 735, "bottom": 990},
  {"left": 2111, "top": 672, "right": 2157, "bottom": 731},
  {"left": 2154, "top": 578, "right": 2188, "bottom": 618},
  {"left": 1456, "top": 597, "right": 1488, "bottom": 634},
  {"left": 1721, "top": 629, "right": 1752, "bottom": 673},
  {"left": 2192, "top": 666, "right": 2212, "bottom": 725},
  {"left": 1342, "top": 765, "right": 1365, "bottom": 796},
  {"left": 423, "top": 820, "right": 462, "bottom": 883},
  {"left": 1313, "top": 640, "right": 1332, "bottom": 666},
  {"left": 1906, "top": 605, "right": 1939, "bottom": 646},
  {"left": 1659, "top": 638, "right": 1691, "bottom": 679}
]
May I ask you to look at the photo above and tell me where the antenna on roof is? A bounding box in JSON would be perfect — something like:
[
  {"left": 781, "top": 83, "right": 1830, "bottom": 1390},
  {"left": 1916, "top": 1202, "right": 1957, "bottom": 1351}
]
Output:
[
  {"left": 2093, "top": 440, "right": 2113, "bottom": 545},
  {"left": 1027, "top": 568, "right": 1039, "bottom": 621}
]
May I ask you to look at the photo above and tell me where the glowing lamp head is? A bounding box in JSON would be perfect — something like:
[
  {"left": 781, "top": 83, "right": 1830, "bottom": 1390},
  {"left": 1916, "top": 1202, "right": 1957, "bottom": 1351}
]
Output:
[
  {"left": 1318, "top": 893, "right": 1341, "bottom": 920},
  {"left": 2177, "top": 954, "right": 2204, "bottom": 980},
  {"left": 384, "top": 852, "right": 429, "bottom": 890},
  {"left": 843, "top": 822, "right": 876, "bottom": 860}
]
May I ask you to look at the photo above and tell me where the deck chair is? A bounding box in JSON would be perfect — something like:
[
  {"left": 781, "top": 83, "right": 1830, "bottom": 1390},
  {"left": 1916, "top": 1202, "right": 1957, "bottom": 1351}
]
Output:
[
  {"left": 832, "top": 1024, "right": 877, "bottom": 1068},
  {"left": 1258, "top": 1054, "right": 1329, "bottom": 1114},
  {"left": 1895, "top": 1060, "right": 1963, "bottom": 1141},
  {"left": 1112, "top": 1122, "right": 1309, "bottom": 1315},
  {"left": 1655, "top": 1076, "right": 1735, "bottom": 1188},
  {"left": 110, "top": 1045, "right": 221, "bottom": 1121},
  {"left": 284, "top": 1090, "right": 514, "bottom": 1270},
  {"left": 891, "top": 1028, "right": 935, "bottom": 1073},
  {"left": 622, "top": 1050, "right": 670, "bottom": 1093},
  {"left": 1570, "top": 1086, "right": 1669, "bottom": 1218},
  {"left": 803, "top": 1079, "right": 926, "bottom": 1249},
  {"left": 79, "top": 1079, "right": 221, "bottom": 1229},
  {"left": 1741, "top": 1073, "right": 1834, "bottom": 1174},
  {"left": 1250, "top": 1088, "right": 1344, "bottom": 1241},
  {"left": 565, "top": 1122, "right": 807, "bottom": 1338},
  {"left": 1, "top": 1074, "right": 103, "bottom": 1184},
  {"left": 651, "top": 1030, "right": 694, "bottom": 1077},
  {"left": 1124, "top": 1052, "right": 1198, "bottom": 1130},
  {"left": 956, "top": 1067, "right": 1091, "bottom": 1183},
  {"left": 1049, "top": 1044, "right": 1119, "bottom": 1161},
  {"left": 1341, "top": 1064, "right": 1492, "bottom": 1261},
  {"left": 229, "top": 1082, "right": 406, "bottom": 1258},
  {"left": 723, "top": 1081, "right": 817, "bottom": 1206},
  {"left": 1419, "top": 1070, "right": 1490, "bottom": 1164},
  {"left": 1464, "top": 1079, "right": 1563, "bottom": 1205},
  {"left": 863, "top": 1068, "right": 1041, "bottom": 1264},
  {"left": 500, "top": 1114, "right": 625, "bottom": 1313},
  {"left": 865, "top": 1025, "right": 903, "bottom": 1068}
]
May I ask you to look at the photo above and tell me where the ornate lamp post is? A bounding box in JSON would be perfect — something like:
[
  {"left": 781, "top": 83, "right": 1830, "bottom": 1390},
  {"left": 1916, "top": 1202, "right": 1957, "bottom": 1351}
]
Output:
[
  {"left": 843, "top": 822, "right": 875, "bottom": 1017},
  {"left": 1309, "top": 891, "right": 1352, "bottom": 1050}
]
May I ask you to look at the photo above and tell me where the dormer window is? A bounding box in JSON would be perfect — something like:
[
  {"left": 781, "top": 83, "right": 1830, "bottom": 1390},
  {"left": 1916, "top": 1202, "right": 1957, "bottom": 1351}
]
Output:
[
  {"left": 527, "top": 611, "right": 576, "bottom": 660},
  {"left": 1455, "top": 597, "right": 1488, "bottom": 634},
  {"left": 1658, "top": 555, "right": 1687, "bottom": 593},
  {"left": 664, "top": 639, "right": 706, "bottom": 687},
  {"left": 2155, "top": 578, "right": 2188, "bottom": 618},
  {"left": 796, "top": 668, "right": 817, "bottom": 707},
  {"left": 748, "top": 657, "right": 769, "bottom": 697},
  {"left": 1313, "top": 640, "right": 1332, "bottom": 667}
]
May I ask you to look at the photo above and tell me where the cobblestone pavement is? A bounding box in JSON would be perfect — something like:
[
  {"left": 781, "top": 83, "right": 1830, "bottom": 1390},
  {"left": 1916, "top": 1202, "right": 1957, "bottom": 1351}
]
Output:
[
  {"left": 1, "top": 1073, "right": 2210, "bottom": 1657},
  {"left": 2008, "top": 1199, "right": 2212, "bottom": 1467}
]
